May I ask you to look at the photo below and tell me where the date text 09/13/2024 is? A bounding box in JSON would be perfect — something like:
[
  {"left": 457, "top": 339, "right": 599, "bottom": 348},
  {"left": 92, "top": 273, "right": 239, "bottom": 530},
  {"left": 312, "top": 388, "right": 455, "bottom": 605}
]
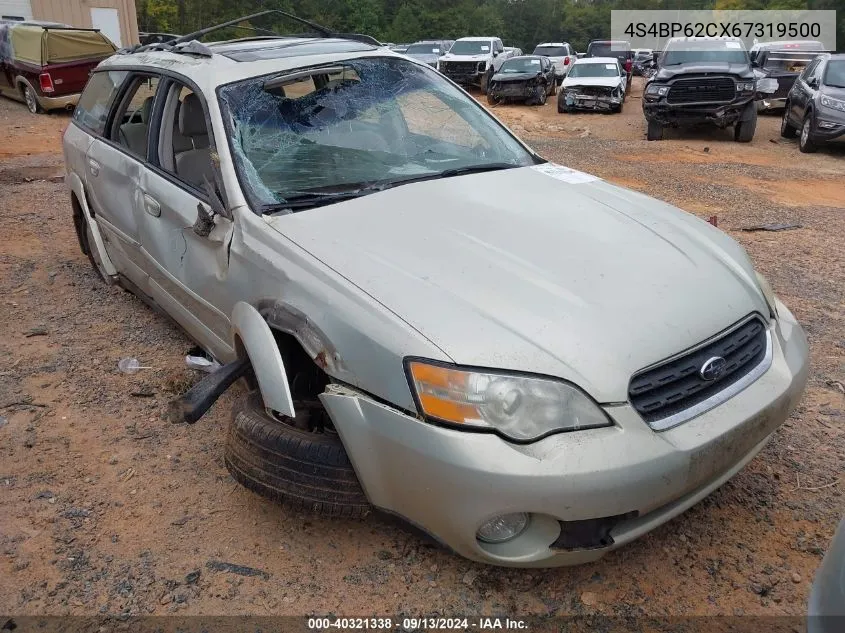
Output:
[{"left": 307, "top": 618, "right": 529, "bottom": 630}]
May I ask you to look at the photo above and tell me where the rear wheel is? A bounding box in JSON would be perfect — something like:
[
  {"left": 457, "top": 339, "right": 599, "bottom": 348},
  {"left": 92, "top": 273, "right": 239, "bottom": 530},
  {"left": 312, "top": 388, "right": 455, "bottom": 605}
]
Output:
[
  {"left": 225, "top": 392, "right": 371, "bottom": 518},
  {"left": 799, "top": 114, "right": 817, "bottom": 153},
  {"left": 71, "top": 197, "right": 109, "bottom": 282},
  {"left": 780, "top": 105, "right": 797, "bottom": 138},
  {"left": 647, "top": 119, "right": 663, "bottom": 141},
  {"left": 22, "top": 84, "right": 42, "bottom": 114}
]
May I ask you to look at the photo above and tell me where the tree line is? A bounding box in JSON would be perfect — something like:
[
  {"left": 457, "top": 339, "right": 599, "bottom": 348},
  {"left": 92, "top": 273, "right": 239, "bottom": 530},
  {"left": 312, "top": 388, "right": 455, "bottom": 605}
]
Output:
[{"left": 137, "top": 0, "right": 844, "bottom": 54}]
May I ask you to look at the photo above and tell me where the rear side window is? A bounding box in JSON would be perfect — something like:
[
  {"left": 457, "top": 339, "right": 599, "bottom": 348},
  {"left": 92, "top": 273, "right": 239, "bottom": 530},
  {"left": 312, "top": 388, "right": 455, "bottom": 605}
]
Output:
[{"left": 73, "top": 71, "right": 128, "bottom": 135}]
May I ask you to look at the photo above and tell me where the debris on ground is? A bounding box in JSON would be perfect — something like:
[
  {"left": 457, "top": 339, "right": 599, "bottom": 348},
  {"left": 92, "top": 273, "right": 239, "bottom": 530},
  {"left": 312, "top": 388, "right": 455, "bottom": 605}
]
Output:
[
  {"left": 741, "top": 223, "right": 803, "bottom": 232},
  {"left": 205, "top": 560, "right": 270, "bottom": 579},
  {"left": 24, "top": 325, "right": 48, "bottom": 337}
]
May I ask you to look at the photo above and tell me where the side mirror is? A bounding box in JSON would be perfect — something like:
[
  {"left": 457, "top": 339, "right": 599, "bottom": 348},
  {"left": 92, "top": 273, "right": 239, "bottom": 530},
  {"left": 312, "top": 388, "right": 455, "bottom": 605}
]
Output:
[
  {"left": 652, "top": 52, "right": 659, "bottom": 63},
  {"left": 492, "top": 51, "right": 498, "bottom": 57}
]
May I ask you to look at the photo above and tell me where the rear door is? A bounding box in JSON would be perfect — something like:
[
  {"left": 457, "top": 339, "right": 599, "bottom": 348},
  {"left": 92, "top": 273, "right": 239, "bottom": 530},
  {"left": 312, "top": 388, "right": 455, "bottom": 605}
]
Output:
[{"left": 85, "top": 73, "right": 162, "bottom": 290}]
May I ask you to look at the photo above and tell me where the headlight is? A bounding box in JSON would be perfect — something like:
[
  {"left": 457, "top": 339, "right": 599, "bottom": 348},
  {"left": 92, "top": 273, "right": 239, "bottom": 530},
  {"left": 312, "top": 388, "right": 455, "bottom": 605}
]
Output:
[
  {"left": 755, "top": 271, "right": 778, "bottom": 319},
  {"left": 406, "top": 360, "right": 612, "bottom": 442},
  {"left": 736, "top": 81, "right": 755, "bottom": 92},
  {"left": 821, "top": 95, "right": 845, "bottom": 112},
  {"left": 645, "top": 84, "right": 668, "bottom": 96}
]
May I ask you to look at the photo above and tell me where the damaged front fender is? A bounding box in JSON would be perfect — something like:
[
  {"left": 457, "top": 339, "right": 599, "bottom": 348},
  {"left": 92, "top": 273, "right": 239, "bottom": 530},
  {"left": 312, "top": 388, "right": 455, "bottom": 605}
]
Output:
[{"left": 230, "top": 301, "right": 295, "bottom": 417}]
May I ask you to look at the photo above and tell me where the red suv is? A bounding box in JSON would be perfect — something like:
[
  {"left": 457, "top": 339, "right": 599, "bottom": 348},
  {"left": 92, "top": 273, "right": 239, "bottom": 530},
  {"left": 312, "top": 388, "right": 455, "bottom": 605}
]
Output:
[{"left": 0, "top": 20, "right": 116, "bottom": 114}]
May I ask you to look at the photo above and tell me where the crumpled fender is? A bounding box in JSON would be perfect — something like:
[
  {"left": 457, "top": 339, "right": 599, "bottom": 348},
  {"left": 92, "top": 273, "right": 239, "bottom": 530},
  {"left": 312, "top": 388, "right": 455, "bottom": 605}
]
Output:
[
  {"left": 66, "top": 171, "right": 118, "bottom": 278},
  {"left": 230, "top": 301, "right": 295, "bottom": 417}
]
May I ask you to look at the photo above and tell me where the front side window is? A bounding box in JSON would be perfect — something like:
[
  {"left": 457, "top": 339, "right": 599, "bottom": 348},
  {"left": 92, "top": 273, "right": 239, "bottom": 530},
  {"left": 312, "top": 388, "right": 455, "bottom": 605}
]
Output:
[
  {"left": 823, "top": 60, "right": 845, "bottom": 88},
  {"left": 569, "top": 62, "right": 620, "bottom": 78},
  {"left": 218, "top": 57, "right": 535, "bottom": 212},
  {"left": 73, "top": 70, "right": 128, "bottom": 134}
]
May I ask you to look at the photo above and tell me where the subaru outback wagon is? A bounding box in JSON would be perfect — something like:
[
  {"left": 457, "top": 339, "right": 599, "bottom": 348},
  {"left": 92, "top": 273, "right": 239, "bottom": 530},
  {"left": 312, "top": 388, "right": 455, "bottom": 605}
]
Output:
[{"left": 63, "top": 11, "right": 809, "bottom": 567}]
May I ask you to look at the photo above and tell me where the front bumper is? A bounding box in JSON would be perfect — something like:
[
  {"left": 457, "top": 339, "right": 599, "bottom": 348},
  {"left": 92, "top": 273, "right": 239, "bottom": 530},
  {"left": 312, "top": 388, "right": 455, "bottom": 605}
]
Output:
[
  {"left": 441, "top": 69, "right": 485, "bottom": 86},
  {"left": 560, "top": 89, "right": 622, "bottom": 111},
  {"left": 643, "top": 95, "right": 754, "bottom": 126},
  {"left": 321, "top": 302, "right": 808, "bottom": 567},
  {"left": 812, "top": 116, "right": 845, "bottom": 142},
  {"left": 490, "top": 83, "right": 535, "bottom": 99}
]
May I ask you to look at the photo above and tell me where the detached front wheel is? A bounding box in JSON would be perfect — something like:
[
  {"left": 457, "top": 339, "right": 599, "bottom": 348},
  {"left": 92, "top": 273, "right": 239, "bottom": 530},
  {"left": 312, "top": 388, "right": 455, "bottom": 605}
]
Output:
[{"left": 224, "top": 392, "right": 371, "bottom": 518}]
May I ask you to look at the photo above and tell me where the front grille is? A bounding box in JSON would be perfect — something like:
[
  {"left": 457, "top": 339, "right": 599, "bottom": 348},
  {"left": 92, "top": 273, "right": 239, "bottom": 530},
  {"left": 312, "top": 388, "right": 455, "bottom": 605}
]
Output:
[
  {"left": 629, "top": 316, "right": 768, "bottom": 427},
  {"left": 442, "top": 61, "right": 479, "bottom": 74},
  {"left": 667, "top": 77, "right": 735, "bottom": 104},
  {"left": 568, "top": 86, "right": 613, "bottom": 97}
]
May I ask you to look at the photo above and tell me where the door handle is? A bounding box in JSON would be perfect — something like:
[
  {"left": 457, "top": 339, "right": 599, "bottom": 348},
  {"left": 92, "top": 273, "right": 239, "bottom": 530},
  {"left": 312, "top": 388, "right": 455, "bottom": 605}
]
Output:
[
  {"left": 88, "top": 159, "right": 100, "bottom": 177},
  {"left": 143, "top": 193, "right": 161, "bottom": 218}
]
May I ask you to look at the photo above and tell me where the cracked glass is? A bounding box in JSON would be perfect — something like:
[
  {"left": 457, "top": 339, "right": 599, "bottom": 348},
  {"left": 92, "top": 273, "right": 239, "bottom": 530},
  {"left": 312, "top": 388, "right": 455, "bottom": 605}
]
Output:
[{"left": 218, "top": 57, "right": 535, "bottom": 213}]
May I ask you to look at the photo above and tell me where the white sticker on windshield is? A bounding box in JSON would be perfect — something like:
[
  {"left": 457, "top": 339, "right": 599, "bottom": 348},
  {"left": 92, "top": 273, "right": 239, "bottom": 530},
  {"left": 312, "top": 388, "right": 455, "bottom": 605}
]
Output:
[
  {"left": 531, "top": 59, "right": 541, "bottom": 65},
  {"left": 532, "top": 163, "right": 599, "bottom": 184},
  {"left": 432, "top": 48, "right": 439, "bottom": 53},
  {"left": 725, "top": 41, "right": 742, "bottom": 49},
  {"left": 605, "top": 64, "right": 616, "bottom": 69},
  {"left": 480, "top": 45, "right": 490, "bottom": 51}
]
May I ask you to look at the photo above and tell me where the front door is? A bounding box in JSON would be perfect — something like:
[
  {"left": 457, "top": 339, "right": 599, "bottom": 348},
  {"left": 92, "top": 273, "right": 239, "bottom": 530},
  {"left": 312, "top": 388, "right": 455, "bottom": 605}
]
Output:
[{"left": 136, "top": 79, "right": 233, "bottom": 359}]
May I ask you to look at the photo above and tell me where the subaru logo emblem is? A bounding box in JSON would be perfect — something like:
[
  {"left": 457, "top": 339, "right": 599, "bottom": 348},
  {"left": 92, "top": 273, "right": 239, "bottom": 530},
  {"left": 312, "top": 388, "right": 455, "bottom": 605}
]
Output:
[{"left": 700, "top": 356, "right": 727, "bottom": 381}]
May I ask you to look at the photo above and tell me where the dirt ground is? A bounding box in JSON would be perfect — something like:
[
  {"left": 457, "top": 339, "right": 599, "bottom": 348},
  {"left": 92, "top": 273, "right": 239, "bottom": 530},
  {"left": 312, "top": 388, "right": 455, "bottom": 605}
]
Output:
[{"left": 1, "top": 78, "right": 844, "bottom": 619}]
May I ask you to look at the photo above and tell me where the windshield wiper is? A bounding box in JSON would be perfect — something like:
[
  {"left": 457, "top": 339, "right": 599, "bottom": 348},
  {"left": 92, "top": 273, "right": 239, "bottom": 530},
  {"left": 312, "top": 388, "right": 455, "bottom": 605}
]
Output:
[{"left": 262, "top": 163, "right": 523, "bottom": 213}]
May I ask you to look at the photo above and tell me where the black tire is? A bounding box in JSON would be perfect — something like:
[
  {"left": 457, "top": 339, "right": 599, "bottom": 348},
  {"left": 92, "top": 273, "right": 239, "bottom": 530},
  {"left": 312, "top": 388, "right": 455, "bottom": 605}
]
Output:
[
  {"left": 780, "top": 105, "right": 797, "bottom": 138},
  {"left": 22, "top": 83, "right": 42, "bottom": 114},
  {"left": 548, "top": 80, "right": 556, "bottom": 97},
  {"left": 487, "top": 92, "right": 499, "bottom": 106},
  {"left": 480, "top": 69, "right": 491, "bottom": 95},
  {"left": 225, "top": 392, "right": 371, "bottom": 518},
  {"left": 611, "top": 102, "right": 623, "bottom": 114},
  {"left": 533, "top": 85, "right": 547, "bottom": 106},
  {"left": 734, "top": 108, "right": 757, "bottom": 143},
  {"left": 798, "top": 113, "right": 817, "bottom": 153},
  {"left": 647, "top": 119, "right": 663, "bottom": 141},
  {"left": 557, "top": 101, "right": 565, "bottom": 114}
]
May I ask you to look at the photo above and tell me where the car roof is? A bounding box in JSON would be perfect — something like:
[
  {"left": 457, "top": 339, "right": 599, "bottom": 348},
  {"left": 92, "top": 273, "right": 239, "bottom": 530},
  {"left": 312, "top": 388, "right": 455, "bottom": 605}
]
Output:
[
  {"left": 503, "top": 55, "right": 545, "bottom": 61},
  {"left": 456, "top": 36, "right": 497, "bottom": 41},
  {"left": 753, "top": 40, "right": 824, "bottom": 50},
  {"left": 100, "top": 36, "right": 408, "bottom": 94},
  {"left": 535, "top": 42, "right": 568, "bottom": 47}
]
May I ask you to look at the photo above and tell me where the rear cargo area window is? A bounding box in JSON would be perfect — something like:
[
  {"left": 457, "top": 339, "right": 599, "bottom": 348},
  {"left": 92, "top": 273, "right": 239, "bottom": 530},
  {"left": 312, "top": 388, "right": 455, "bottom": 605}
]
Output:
[{"left": 73, "top": 70, "right": 128, "bottom": 135}]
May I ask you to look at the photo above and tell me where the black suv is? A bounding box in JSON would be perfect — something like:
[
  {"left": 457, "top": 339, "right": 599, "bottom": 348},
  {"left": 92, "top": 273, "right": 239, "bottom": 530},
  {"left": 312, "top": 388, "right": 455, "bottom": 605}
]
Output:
[
  {"left": 643, "top": 38, "right": 757, "bottom": 142},
  {"left": 781, "top": 53, "right": 845, "bottom": 153}
]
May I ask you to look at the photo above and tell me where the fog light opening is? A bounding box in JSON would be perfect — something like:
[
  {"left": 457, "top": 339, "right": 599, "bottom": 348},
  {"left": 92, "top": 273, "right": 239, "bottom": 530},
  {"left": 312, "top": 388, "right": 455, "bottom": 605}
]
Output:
[{"left": 476, "top": 513, "right": 530, "bottom": 544}]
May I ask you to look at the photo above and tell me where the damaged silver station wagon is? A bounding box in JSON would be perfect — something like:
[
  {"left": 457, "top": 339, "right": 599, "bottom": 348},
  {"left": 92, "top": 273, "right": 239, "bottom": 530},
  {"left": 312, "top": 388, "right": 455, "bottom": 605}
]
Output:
[{"left": 62, "top": 11, "right": 809, "bottom": 567}]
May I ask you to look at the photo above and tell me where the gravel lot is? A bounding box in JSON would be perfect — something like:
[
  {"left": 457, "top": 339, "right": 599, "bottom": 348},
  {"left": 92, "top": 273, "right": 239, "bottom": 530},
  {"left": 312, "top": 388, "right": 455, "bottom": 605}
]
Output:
[{"left": 1, "top": 78, "right": 844, "bottom": 619}]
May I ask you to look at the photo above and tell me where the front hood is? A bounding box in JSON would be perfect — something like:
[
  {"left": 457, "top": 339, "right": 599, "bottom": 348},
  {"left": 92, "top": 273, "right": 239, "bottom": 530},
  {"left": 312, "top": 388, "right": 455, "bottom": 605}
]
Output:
[
  {"left": 563, "top": 76, "right": 621, "bottom": 88},
  {"left": 656, "top": 62, "right": 753, "bottom": 81},
  {"left": 268, "top": 167, "right": 766, "bottom": 402},
  {"left": 822, "top": 85, "right": 845, "bottom": 100},
  {"left": 492, "top": 71, "right": 540, "bottom": 82},
  {"left": 440, "top": 53, "right": 489, "bottom": 63}
]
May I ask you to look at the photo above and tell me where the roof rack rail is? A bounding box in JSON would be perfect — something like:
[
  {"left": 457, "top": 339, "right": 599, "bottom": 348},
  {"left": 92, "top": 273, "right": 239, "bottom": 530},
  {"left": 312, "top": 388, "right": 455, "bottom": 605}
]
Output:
[{"left": 124, "top": 10, "right": 380, "bottom": 55}]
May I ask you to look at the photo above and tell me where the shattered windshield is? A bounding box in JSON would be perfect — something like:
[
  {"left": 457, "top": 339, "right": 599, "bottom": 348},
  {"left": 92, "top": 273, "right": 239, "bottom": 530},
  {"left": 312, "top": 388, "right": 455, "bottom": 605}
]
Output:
[
  {"left": 500, "top": 58, "right": 543, "bottom": 73},
  {"left": 449, "top": 40, "right": 491, "bottom": 55},
  {"left": 218, "top": 57, "right": 535, "bottom": 212},
  {"left": 569, "top": 62, "right": 619, "bottom": 78}
]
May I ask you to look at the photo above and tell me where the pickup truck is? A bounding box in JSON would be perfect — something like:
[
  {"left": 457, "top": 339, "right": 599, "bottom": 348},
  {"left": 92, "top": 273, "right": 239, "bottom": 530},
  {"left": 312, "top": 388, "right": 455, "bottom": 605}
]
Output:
[
  {"left": 438, "top": 37, "right": 516, "bottom": 94},
  {"left": 0, "top": 20, "right": 116, "bottom": 114}
]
